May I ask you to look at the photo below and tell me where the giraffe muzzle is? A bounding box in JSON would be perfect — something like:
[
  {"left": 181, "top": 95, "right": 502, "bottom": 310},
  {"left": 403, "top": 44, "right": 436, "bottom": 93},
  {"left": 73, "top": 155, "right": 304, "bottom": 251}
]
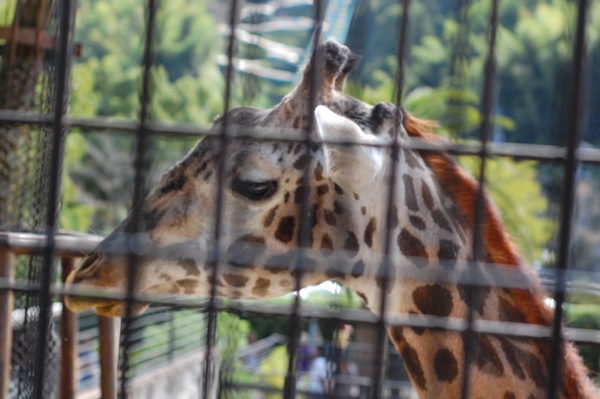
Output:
[{"left": 64, "top": 251, "right": 135, "bottom": 315}]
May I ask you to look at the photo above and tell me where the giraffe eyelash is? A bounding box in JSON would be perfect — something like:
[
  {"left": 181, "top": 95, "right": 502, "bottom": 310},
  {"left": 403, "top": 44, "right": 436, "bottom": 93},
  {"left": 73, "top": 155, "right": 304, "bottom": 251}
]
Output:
[{"left": 231, "top": 177, "right": 278, "bottom": 201}]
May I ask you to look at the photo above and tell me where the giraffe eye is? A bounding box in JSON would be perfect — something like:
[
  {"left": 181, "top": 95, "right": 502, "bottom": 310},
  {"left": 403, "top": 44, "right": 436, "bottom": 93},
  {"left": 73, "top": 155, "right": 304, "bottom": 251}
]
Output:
[{"left": 231, "top": 177, "right": 278, "bottom": 201}]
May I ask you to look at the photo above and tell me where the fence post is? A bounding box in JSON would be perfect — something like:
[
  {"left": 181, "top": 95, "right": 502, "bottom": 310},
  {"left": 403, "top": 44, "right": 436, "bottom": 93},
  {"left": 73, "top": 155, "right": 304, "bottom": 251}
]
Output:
[
  {"left": 0, "top": 249, "right": 15, "bottom": 399},
  {"left": 99, "top": 316, "right": 120, "bottom": 399},
  {"left": 60, "top": 257, "right": 78, "bottom": 399}
]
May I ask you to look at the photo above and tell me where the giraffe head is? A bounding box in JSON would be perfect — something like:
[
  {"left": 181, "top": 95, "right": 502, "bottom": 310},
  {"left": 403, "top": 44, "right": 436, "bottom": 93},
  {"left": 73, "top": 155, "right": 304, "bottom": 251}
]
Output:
[{"left": 65, "top": 41, "right": 404, "bottom": 316}]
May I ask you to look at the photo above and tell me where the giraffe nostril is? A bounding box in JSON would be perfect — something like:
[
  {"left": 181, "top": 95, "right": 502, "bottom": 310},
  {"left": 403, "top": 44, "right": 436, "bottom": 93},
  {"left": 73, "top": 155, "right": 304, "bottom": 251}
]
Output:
[{"left": 78, "top": 252, "right": 100, "bottom": 274}]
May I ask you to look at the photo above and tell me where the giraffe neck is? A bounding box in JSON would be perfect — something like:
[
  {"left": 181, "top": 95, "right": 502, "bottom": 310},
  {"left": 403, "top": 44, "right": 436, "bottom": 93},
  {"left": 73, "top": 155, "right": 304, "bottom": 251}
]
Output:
[{"left": 345, "top": 115, "right": 597, "bottom": 399}]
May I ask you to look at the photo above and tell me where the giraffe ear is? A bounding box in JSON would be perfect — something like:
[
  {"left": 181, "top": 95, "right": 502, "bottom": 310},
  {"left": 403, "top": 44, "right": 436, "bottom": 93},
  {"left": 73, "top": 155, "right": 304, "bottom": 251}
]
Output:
[{"left": 314, "top": 105, "right": 384, "bottom": 187}]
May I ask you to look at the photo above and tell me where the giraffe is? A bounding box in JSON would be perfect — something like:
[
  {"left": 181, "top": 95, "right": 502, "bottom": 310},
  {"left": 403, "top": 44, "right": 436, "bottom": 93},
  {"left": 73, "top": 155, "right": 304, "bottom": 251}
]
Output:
[{"left": 65, "top": 41, "right": 598, "bottom": 398}]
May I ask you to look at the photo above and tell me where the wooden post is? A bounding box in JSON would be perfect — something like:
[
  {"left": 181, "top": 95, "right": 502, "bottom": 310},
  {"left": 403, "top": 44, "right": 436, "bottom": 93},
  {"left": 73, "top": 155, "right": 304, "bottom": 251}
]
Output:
[
  {"left": 60, "top": 257, "right": 78, "bottom": 399},
  {"left": 99, "top": 316, "right": 120, "bottom": 399},
  {"left": 0, "top": 250, "right": 15, "bottom": 399}
]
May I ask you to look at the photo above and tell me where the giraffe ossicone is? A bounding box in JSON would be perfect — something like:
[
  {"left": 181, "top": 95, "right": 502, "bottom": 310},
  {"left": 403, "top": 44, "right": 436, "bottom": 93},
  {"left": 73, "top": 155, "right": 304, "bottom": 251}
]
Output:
[{"left": 65, "top": 41, "right": 598, "bottom": 399}]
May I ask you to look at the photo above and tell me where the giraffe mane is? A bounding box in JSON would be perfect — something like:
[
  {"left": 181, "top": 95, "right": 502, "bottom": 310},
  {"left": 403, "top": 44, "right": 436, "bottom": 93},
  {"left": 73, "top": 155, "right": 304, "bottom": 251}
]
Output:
[{"left": 404, "top": 114, "right": 597, "bottom": 398}]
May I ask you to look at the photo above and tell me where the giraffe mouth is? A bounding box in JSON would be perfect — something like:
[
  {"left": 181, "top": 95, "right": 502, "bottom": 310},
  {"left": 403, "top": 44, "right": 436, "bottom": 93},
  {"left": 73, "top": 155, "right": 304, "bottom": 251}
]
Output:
[{"left": 95, "top": 301, "right": 150, "bottom": 317}]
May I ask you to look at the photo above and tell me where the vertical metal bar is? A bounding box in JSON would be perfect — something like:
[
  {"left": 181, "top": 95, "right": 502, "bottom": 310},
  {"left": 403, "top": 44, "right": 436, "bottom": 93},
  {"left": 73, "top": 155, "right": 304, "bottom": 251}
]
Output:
[
  {"left": 0, "top": 249, "right": 15, "bottom": 399},
  {"left": 100, "top": 316, "right": 120, "bottom": 399},
  {"left": 372, "top": 1, "right": 411, "bottom": 398},
  {"left": 119, "top": 0, "right": 156, "bottom": 396},
  {"left": 33, "top": 0, "right": 75, "bottom": 396},
  {"left": 168, "top": 311, "right": 175, "bottom": 362},
  {"left": 547, "top": 0, "right": 589, "bottom": 398},
  {"left": 283, "top": 1, "right": 324, "bottom": 398},
  {"left": 448, "top": 0, "right": 471, "bottom": 138},
  {"left": 60, "top": 257, "right": 78, "bottom": 399},
  {"left": 202, "top": 0, "right": 239, "bottom": 396},
  {"left": 460, "top": 0, "right": 499, "bottom": 398}
]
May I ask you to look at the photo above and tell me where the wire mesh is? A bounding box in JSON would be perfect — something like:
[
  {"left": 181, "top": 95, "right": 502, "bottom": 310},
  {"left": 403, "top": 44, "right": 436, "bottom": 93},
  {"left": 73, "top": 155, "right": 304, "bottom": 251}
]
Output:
[{"left": 0, "top": 0, "right": 64, "bottom": 397}]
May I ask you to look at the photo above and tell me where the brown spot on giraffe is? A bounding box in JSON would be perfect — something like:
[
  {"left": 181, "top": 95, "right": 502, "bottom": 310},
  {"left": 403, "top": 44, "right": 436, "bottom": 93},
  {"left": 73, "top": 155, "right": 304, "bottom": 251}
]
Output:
[
  {"left": 438, "top": 239, "right": 459, "bottom": 269},
  {"left": 222, "top": 273, "right": 249, "bottom": 288},
  {"left": 316, "top": 184, "right": 329, "bottom": 196},
  {"left": 263, "top": 205, "right": 279, "bottom": 228},
  {"left": 275, "top": 216, "right": 295, "bottom": 243},
  {"left": 323, "top": 209, "right": 337, "bottom": 225},
  {"left": 343, "top": 231, "right": 359, "bottom": 255},
  {"left": 389, "top": 328, "right": 427, "bottom": 391},
  {"left": 252, "top": 277, "right": 271, "bottom": 296},
  {"left": 363, "top": 217, "right": 376, "bottom": 248},
  {"left": 498, "top": 337, "right": 527, "bottom": 380},
  {"left": 333, "top": 183, "right": 344, "bottom": 195},
  {"left": 293, "top": 142, "right": 303, "bottom": 155},
  {"left": 397, "top": 228, "right": 428, "bottom": 261},
  {"left": 498, "top": 337, "right": 548, "bottom": 388},
  {"left": 403, "top": 148, "right": 423, "bottom": 170},
  {"left": 464, "top": 333, "right": 504, "bottom": 377},
  {"left": 206, "top": 274, "right": 225, "bottom": 287},
  {"left": 504, "top": 392, "right": 516, "bottom": 399},
  {"left": 409, "top": 215, "right": 426, "bottom": 231},
  {"left": 434, "top": 348, "right": 459, "bottom": 382},
  {"left": 314, "top": 162, "right": 324, "bottom": 181},
  {"left": 293, "top": 154, "right": 310, "bottom": 170},
  {"left": 333, "top": 201, "right": 344, "bottom": 215},
  {"left": 403, "top": 174, "right": 420, "bottom": 212},
  {"left": 320, "top": 234, "right": 333, "bottom": 253},
  {"left": 412, "top": 284, "right": 453, "bottom": 317},
  {"left": 421, "top": 180, "right": 435, "bottom": 210},
  {"left": 431, "top": 208, "right": 452, "bottom": 232},
  {"left": 177, "top": 259, "right": 200, "bottom": 277},
  {"left": 498, "top": 296, "right": 527, "bottom": 324},
  {"left": 178, "top": 279, "right": 198, "bottom": 294},
  {"left": 360, "top": 206, "right": 366, "bottom": 215}
]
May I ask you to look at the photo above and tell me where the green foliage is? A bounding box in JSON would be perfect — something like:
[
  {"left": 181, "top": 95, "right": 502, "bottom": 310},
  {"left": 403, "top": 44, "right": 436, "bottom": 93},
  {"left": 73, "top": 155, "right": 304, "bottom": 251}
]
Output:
[
  {"left": 217, "top": 312, "right": 255, "bottom": 399},
  {"left": 258, "top": 345, "right": 289, "bottom": 398},
  {"left": 60, "top": 132, "right": 96, "bottom": 232},
  {"left": 348, "top": 0, "right": 600, "bottom": 145},
  {"left": 566, "top": 304, "right": 600, "bottom": 377},
  {"left": 459, "top": 157, "right": 555, "bottom": 263},
  {"left": 64, "top": 0, "right": 228, "bottom": 232},
  {"left": 0, "top": 0, "right": 17, "bottom": 26}
]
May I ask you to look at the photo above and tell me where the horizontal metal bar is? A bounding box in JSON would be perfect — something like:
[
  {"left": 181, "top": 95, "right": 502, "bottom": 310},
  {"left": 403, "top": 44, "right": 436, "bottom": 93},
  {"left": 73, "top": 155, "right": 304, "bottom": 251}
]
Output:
[
  {"left": 2, "top": 274, "right": 599, "bottom": 346},
  {"left": 2, "top": 232, "right": 600, "bottom": 297},
  {"left": 0, "top": 232, "right": 101, "bottom": 256},
  {"left": 1, "top": 111, "right": 600, "bottom": 164}
]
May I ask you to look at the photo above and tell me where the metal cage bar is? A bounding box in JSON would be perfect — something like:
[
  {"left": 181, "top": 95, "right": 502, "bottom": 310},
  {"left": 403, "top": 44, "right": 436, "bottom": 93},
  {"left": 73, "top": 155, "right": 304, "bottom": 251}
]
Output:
[{"left": 547, "top": 0, "right": 590, "bottom": 398}]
